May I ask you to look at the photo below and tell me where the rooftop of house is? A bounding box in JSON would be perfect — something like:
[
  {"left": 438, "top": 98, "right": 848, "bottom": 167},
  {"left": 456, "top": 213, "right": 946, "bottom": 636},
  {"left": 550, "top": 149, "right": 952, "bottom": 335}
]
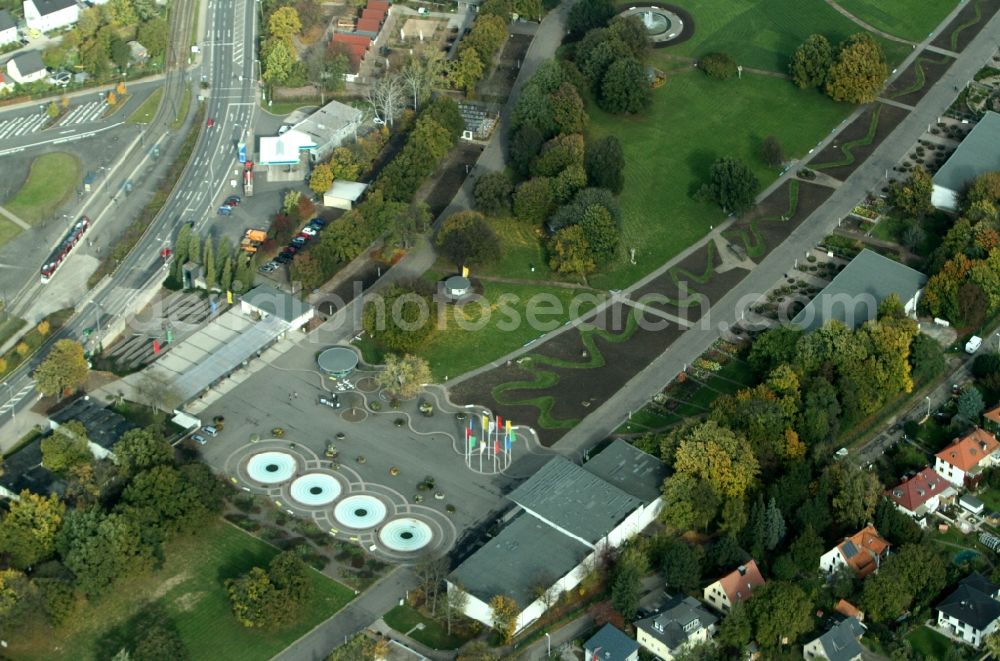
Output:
[
  {"left": 887, "top": 467, "right": 954, "bottom": 513},
  {"left": 984, "top": 404, "right": 1000, "bottom": 426},
  {"left": 710, "top": 559, "right": 765, "bottom": 606},
  {"left": 636, "top": 595, "right": 717, "bottom": 652},
  {"left": 791, "top": 249, "right": 927, "bottom": 331},
  {"left": 0, "top": 9, "right": 16, "bottom": 32},
  {"left": 324, "top": 180, "right": 368, "bottom": 202},
  {"left": 448, "top": 512, "right": 591, "bottom": 607},
  {"left": 49, "top": 397, "right": 137, "bottom": 450},
  {"left": 30, "top": 0, "right": 78, "bottom": 16},
  {"left": 813, "top": 617, "right": 866, "bottom": 661},
  {"left": 933, "top": 111, "right": 1000, "bottom": 193},
  {"left": 835, "top": 599, "right": 862, "bottom": 621},
  {"left": 582, "top": 439, "right": 670, "bottom": 504},
  {"left": 835, "top": 525, "right": 890, "bottom": 578},
  {"left": 0, "top": 438, "right": 63, "bottom": 498},
  {"left": 291, "top": 99, "right": 363, "bottom": 146},
  {"left": 9, "top": 50, "right": 45, "bottom": 76},
  {"left": 583, "top": 623, "right": 640, "bottom": 661},
  {"left": 937, "top": 573, "right": 1000, "bottom": 631},
  {"left": 936, "top": 428, "right": 1000, "bottom": 472},
  {"left": 507, "top": 456, "right": 643, "bottom": 545},
  {"left": 241, "top": 285, "right": 313, "bottom": 324}
]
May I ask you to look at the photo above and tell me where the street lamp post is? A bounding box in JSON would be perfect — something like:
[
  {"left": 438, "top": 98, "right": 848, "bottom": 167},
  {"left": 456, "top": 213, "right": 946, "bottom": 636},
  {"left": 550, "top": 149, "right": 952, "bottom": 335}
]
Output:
[
  {"left": 926, "top": 395, "right": 931, "bottom": 419},
  {"left": 545, "top": 632, "right": 551, "bottom": 657},
  {"left": 2, "top": 382, "right": 14, "bottom": 420}
]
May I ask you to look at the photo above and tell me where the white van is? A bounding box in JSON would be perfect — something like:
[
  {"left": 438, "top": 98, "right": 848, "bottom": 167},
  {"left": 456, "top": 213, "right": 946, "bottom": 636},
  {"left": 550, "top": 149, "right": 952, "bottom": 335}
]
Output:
[{"left": 966, "top": 335, "right": 983, "bottom": 354}]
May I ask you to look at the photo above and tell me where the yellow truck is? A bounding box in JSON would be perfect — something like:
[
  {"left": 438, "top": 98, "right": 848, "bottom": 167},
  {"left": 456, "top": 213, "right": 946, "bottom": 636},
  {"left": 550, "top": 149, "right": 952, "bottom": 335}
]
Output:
[{"left": 240, "top": 229, "right": 267, "bottom": 253}]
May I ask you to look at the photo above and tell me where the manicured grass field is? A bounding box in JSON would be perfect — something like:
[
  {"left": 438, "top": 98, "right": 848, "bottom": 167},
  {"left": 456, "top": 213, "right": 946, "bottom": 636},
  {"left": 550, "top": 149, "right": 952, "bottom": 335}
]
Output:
[
  {"left": 126, "top": 87, "right": 164, "bottom": 124},
  {"left": 834, "top": 0, "right": 960, "bottom": 42},
  {"left": 905, "top": 626, "right": 954, "bottom": 658},
  {"left": 587, "top": 70, "right": 850, "bottom": 289},
  {"left": 662, "top": 0, "right": 912, "bottom": 72},
  {"left": 5, "top": 152, "right": 81, "bottom": 226},
  {"left": 10, "top": 519, "right": 355, "bottom": 661},
  {"left": 419, "top": 274, "right": 604, "bottom": 380},
  {"left": 383, "top": 605, "right": 472, "bottom": 650}
]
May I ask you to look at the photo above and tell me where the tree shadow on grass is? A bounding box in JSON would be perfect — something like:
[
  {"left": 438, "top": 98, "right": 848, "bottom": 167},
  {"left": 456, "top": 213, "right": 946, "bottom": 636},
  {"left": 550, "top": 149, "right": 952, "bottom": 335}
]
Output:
[
  {"left": 215, "top": 544, "right": 275, "bottom": 586},
  {"left": 685, "top": 147, "right": 717, "bottom": 197},
  {"left": 93, "top": 603, "right": 187, "bottom": 660}
]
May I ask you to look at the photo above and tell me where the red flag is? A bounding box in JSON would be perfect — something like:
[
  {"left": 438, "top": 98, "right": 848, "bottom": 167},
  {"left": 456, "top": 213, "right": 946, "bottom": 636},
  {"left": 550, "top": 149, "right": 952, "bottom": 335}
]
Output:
[
  {"left": 465, "top": 426, "right": 471, "bottom": 439},
  {"left": 152, "top": 339, "right": 160, "bottom": 354},
  {"left": 494, "top": 438, "right": 500, "bottom": 454},
  {"left": 496, "top": 415, "right": 503, "bottom": 431}
]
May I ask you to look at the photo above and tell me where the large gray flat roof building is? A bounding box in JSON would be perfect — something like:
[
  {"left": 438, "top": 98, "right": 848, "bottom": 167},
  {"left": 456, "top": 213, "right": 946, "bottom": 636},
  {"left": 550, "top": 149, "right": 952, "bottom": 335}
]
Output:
[
  {"left": 508, "top": 456, "right": 642, "bottom": 545},
  {"left": 792, "top": 249, "right": 926, "bottom": 331},
  {"left": 932, "top": 111, "right": 1000, "bottom": 211},
  {"left": 449, "top": 513, "right": 591, "bottom": 607},
  {"left": 583, "top": 439, "right": 669, "bottom": 504},
  {"left": 49, "top": 396, "right": 137, "bottom": 451}
]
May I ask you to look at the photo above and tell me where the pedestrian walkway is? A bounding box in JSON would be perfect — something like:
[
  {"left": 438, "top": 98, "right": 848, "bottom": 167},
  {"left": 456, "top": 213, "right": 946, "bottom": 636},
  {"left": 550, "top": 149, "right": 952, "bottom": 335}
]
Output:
[
  {"left": 879, "top": 97, "right": 916, "bottom": 111},
  {"left": 0, "top": 205, "right": 31, "bottom": 230},
  {"left": 0, "top": 100, "right": 108, "bottom": 141},
  {"left": 824, "top": 0, "right": 914, "bottom": 44}
]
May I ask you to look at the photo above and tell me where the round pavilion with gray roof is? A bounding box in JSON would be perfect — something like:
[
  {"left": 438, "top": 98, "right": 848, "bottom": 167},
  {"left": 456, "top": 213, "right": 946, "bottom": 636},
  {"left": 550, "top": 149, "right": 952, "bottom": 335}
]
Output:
[{"left": 317, "top": 346, "right": 359, "bottom": 378}]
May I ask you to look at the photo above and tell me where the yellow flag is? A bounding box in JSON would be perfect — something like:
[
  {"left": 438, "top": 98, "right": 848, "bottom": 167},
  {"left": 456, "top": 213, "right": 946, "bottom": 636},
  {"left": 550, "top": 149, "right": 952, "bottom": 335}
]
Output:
[
  {"left": 482, "top": 414, "right": 488, "bottom": 431},
  {"left": 462, "top": 266, "right": 469, "bottom": 278},
  {"left": 227, "top": 290, "right": 233, "bottom": 304},
  {"left": 506, "top": 419, "right": 512, "bottom": 434}
]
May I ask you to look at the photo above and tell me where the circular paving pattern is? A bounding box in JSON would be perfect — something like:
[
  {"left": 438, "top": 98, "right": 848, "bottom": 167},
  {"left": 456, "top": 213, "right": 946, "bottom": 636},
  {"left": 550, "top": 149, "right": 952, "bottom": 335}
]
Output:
[
  {"left": 246, "top": 451, "right": 297, "bottom": 484},
  {"left": 356, "top": 376, "right": 379, "bottom": 393},
  {"left": 342, "top": 407, "right": 368, "bottom": 422},
  {"left": 380, "top": 517, "right": 434, "bottom": 552},
  {"left": 618, "top": 3, "right": 694, "bottom": 47},
  {"left": 334, "top": 494, "right": 388, "bottom": 529},
  {"left": 289, "top": 473, "right": 343, "bottom": 506}
]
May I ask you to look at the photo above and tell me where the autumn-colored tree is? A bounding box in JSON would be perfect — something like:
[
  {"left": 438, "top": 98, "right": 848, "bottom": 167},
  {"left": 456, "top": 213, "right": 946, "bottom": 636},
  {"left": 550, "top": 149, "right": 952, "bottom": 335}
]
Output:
[
  {"left": 15, "top": 342, "right": 29, "bottom": 357},
  {"left": 309, "top": 163, "right": 334, "bottom": 195},
  {"left": 107, "top": 91, "right": 117, "bottom": 106},
  {"left": 116, "top": 80, "right": 126, "bottom": 95},
  {"left": 37, "top": 320, "right": 50, "bottom": 336},
  {"left": 46, "top": 101, "right": 60, "bottom": 119},
  {"left": 548, "top": 225, "right": 595, "bottom": 280},
  {"left": 61, "top": 96, "right": 69, "bottom": 109},
  {"left": 34, "top": 339, "right": 90, "bottom": 399},
  {"left": 674, "top": 420, "right": 759, "bottom": 499},
  {"left": 376, "top": 354, "right": 432, "bottom": 399},
  {"left": 889, "top": 167, "right": 934, "bottom": 220},
  {"left": 488, "top": 594, "right": 518, "bottom": 644},
  {"left": 0, "top": 491, "right": 66, "bottom": 569},
  {"left": 267, "top": 6, "right": 302, "bottom": 42},
  {"left": 825, "top": 33, "right": 887, "bottom": 103}
]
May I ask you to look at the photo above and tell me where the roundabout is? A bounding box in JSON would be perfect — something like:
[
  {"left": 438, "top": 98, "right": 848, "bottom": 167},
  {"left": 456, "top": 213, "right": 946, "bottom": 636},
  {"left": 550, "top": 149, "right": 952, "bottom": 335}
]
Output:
[{"left": 618, "top": 3, "right": 694, "bottom": 47}]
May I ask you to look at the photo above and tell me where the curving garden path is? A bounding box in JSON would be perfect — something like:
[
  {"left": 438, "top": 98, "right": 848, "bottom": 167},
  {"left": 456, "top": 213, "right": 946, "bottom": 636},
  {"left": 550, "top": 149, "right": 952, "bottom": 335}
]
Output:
[{"left": 823, "top": 0, "right": 915, "bottom": 44}]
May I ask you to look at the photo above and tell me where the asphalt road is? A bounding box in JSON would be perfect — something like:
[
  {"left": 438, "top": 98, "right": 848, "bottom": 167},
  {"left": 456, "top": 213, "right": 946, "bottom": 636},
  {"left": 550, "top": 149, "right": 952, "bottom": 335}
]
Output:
[{"left": 0, "top": 0, "right": 259, "bottom": 422}]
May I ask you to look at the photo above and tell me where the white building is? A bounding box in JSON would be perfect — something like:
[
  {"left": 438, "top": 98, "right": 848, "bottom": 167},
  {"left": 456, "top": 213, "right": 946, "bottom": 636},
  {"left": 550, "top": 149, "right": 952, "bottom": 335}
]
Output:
[
  {"left": 935, "top": 428, "right": 1000, "bottom": 489},
  {"left": 240, "top": 284, "right": 315, "bottom": 331},
  {"left": 6, "top": 50, "right": 47, "bottom": 84},
  {"left": 886, "top": 467, "right": 955, "bottom": 522},
  {"left": 635, "top": 596, "right": 717, "bottom": 660},
  {"left": 703, "top": 559, "right": 765, "bottom": 612},
  {"left": 820, "top": 525, "right": 890, "bottom": 579},
  {"left": 932, "top": 111, "right": 1000, "bottom": 212},
  {"left": 803, "top": 617, "right": 866, "bottom": 660},
  {"left": 323, "top": 180, "right": 368, "bottom": 210},
  {"left": 937, "top": 573, "right": 1000, "bottom": 648},
  {"left": 23, "top": 0, "right": 79, "bottom": 33},
  {"left": 0, "top": 10, "right": 18, "bottom": 46},
  {"left": 448, "top": 441, "right": 667, "bottom": 634}
]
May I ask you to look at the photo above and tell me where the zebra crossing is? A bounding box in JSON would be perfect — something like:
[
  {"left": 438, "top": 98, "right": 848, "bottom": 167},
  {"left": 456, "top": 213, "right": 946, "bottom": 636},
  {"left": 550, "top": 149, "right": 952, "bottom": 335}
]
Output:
[
  {"left": 232, "top": 0, "right": 246, "bottom": 67},
  {"left": 0, "top": 99, "right": 108, "bottom": 140}
]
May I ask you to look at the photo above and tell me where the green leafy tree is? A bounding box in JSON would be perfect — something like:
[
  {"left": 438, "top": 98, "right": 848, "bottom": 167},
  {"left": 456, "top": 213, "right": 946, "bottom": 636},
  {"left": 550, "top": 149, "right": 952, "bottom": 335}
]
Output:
[
  {"left": 579, "top": 204, "right": 619, "bottom": 266},
  {"left": 861, "top": 544, "right": 946, "bottom": 622},
  {"left": 172, "top": 223, "right": 192, "bottom": 280},
  {"left": 56, "top": 509, "right": 154, "bottom": 598},
  {"left": 790, "top": 34, "right": 833, "bottom": 88},
  {"left": 138, "top": 17, "right": 169, "bottom": 57},
  {"left": 328, "top": 147, "right": 361, "bottom": 181},
  {"left": 474, "top": 172, "right": 513, "bottom": 216},
  {"left": 873, "top": 497, "right": 921, "bottom": 546},
  {"left": 376, "top": 353, "right": 432, "bottom": 399},
  {"left": 488, "top": 594, "right": 518, "bottom": 644},
  {"left": 585, "top": 135, "right": 625, "bottom": 193},
  {"left": 129, "top": 605, "right": 189, "bottom": 661},
  {"left": 42, "top": 421, "right": 92, "bottom": 474},
  {"left": 700, "top": 52, "right": 737, "bottom": 80},
  {"left": 363, "top": 286, "right": 435, "bottom": 354},
  {"left": 552, "top": 164, "right": 588, "bottom": 205},
  {"left": 548, "top": 225, "right": 595, "bottom": 280},
  {"left": 226, "top": 567, "right": 281, "bottom": 628},
  {"left": 203, "top": 239, "right": 216, "bottom": 290},
  {"left": 674, "top": 421, "right": 759, "bottom": 499},
  {"left": 219, "top": 256, "right": 234, "bottom": 293},
  {"left": 550, "top": 82, "right": 587, "bottom": 134},
  {"left": 828, "top": 463, "right": 882, "bottom": 529},
  {"left": 701, "top": 156, "right": 760, "bottom": 214},
  {"left": 0, "top": 492, "right": 65, "bottom": 569},
  {"left": 119, "top": 463, "right": 226, "bottom": 535},
  {"left": 611, "top": 547, "right": 647, "bottom": 620},
  {"left": 187, "top": 232, "right": 201, "bottom": 265},
  {"left": 437, "top": 211, "right": 499, "bottom": 267},
  {"left": 110, "top": 37, "right": 130, "bottom": 70},
  {"left": 532, "top": 133, "right": 585, "bottom": 178},
  {"left": 658, "top": 538, "right": 703, "bottom": 593},
  {"left": 747, "top": 582, "right": 814, "bottom": 648},
  {"left": 566, "top": 0, "right": 615, "bottom": 39},
  {"left": 509, "top": 124, "right": 544, "bottom": 178},
  {"left": 787, "top": 525, "right": 825, "bottom": 576},
  {"left": 46, "top": 101, "right": 60, "bottom": 119},
  {"left": 825, "top": 32, "right": 887, "bottom": 104},
  {"left": 35, "top": 340, "right": 90, "bottom": 399},
  {"left": 114, "top": 427, "right": 174, "bottom": 478},
  {"left": 449, "top": 48, "right": 485, "bottom": 96},
  {"left": 309, "top": 163, "right": 334, "bottom": 195},
  {"left": 889, "top": 167, "right": 934, "bottom": 220},
  {"left": 661, "top": 472, "right": 720, "bottom": 531},
  {"left": 957, "top": 385, "right": 986, "bottom": 423},
  {"left": 108, "top": 0, "right": 138, "bottom": 27},
  {"left": 513, "top": 177, "right": 555, "bottom": 225},
  {"left": 262, "top": 37, "right": 296, "bottom": 84},
  {"left": 599, "top": 57, "right": 651, "bottom": 114}
]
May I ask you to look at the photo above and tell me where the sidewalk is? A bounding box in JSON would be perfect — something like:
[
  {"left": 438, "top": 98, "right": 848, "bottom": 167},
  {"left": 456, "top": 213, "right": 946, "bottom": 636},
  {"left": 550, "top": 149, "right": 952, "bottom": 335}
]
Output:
[{"left": 369, "top": 618, "right": 453, "bottom": 661}]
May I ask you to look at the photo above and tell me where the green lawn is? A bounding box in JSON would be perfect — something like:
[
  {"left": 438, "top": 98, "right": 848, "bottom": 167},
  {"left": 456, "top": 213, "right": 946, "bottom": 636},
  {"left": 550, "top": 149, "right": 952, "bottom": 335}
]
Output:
[
  {"left": 10, "top": 520, "right": 355, "bottom": 661},
  {"left": 127, "top": 87, "right": 164, "bottom": 124},
  {"left": 5, "top": 152, "right": 81, "bottom": 226},
  {"left": 834, "top": 0, "right": 961, "bottom": 42},
  {"left": 905, "top": 626, "right": 954, "bottom": 658},
  {"left": 383, "top": 605, "right": 472, "bottom": 650},
  {"left": 658, "top": 0, "right": 912, "bottom": 72},
  {"left": 419, "top": 275, "right": 603, "bottom": 380},
  {"left": 587, "top": 71, "right": 850, "bottom": 289}
]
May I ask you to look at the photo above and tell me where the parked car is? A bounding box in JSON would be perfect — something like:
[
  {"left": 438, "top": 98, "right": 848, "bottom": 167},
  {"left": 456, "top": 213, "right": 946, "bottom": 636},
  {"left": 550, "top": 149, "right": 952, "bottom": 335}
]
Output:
[
  {"left": 207, "top": 118, "right": 215, "bottom": 128},
  {"left": 319, "top": 395, "right": 340, "bottom": 408},
  {"left": 308, "top": 218, "right": 327, "bottom": 229},
  {"left": 192, "top": 434, "right": 207, "bottom": 445},
  {"left": 217, "top": 206, "right": 232, "bottom": 216},
  {"left": 291, "top": 237, "right": 306, "bottom": 247},
  {"left": 224, "top": 195, "right": 241, "bottom": 207},
  {"left": 258, "top": 262, "right": 278, "bottom": 273},
  {"left": 283, "top": 245, "right": 298, "bottom": 255},
  {"left": 202, "top": 425, "right": 219, "bottom": 437},
  {"left": 301, "top": 226, "right": 318, "bottom": 237},
  {"left": 275, "top": 253, "right": 292, "bottom": 264}
]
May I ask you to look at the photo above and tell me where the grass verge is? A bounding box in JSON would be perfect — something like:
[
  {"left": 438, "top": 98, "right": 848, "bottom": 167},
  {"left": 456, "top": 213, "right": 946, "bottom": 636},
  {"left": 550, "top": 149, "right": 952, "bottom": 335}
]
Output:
[
  {"left": 5, "top": 152, "right": 81, "bottom": 226},
  {"left": 88, "top": 102, "right": 204, "bottom": 287},
  {"left": 383, "top": 605, "right": 472, "bottom": 650},
  {"left": 126, "top": 87, "right": 164, "bottom": 124},
  {"left": 172, "top": 87, "right": 192, "bottom": 129},
  {"left": 9, "top": 519, "right": 354, "bottom": 661},
  {"left": 0, "top": 308, "right": 73, "bottom": 380},
  {"left": 833, "top": 0, "right": 960, "bottom": 42},
  {"left": 905, "top": 626, "right": 953, "bottom": 659}
]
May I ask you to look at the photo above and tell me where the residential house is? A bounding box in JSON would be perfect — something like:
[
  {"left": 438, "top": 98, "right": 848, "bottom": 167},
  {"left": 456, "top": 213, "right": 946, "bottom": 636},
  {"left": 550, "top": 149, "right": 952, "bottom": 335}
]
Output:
[
  {"left": 819, "top": 525, "right": 890, "bottom": 578},
  {"left": 886, "top": 467, "right": 955, "bottom": 521},
  {"left": 449, "top": 442, "right": 668, "bottom": 634},
  {"left": 703, "top": 559, "right": 766, "bottom": 612},
  {"left": 635, "top": 595, "right": 717, "bottom": 661},
  {"left": 0, "top": 9, "right": 18, "bottom": 46},
  {"left": 584, "top": 623, "right": 640, "bottom": 661},
  {"left": 5, "top": 50, "right": 47, "bottom": 84},
  {"left": 803, "top": 617, "right": 867, "bottom": 661},
  {"left": 834, "top": 599, "right": 863, "bottom": 622},
  {"left": 983, "top": 404, "right": 1000, "bottom": 435},
  {"left": 934, "top": 428, "right": 1000, "bottom": 489},
  {"left": 936, "top": 573, "right": 1000, "bottom": 648},
  {"left": 960, "top": 493, "right": 985, "bottom": 515},
  {"left": 932, "top": 111, "right": 1000, "bottom": 211},
  {"left": 0, "top": 437, "right": 64, "bottom": 500},
  {"left": 23, "top": 0, "right": 80, "bottom": 32},
  {"left": 48, "top": 396, "right": 138, "bottom": 462}
]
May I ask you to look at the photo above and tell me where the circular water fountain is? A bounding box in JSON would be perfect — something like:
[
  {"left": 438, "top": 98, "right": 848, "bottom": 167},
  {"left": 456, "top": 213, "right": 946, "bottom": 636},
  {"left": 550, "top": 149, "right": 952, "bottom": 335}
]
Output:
[
  {"left": 617, "top": 4, "right": 692, "bottom": 46},
  {"left": 289, "top": 473, "right": 342, "bottom": 506},
  {"left": 379, "top": 518, "right": 434, "bottom": 553},
  {"left": 246, "top": 451, "right": 297, "bottom": 484},
  {"left": 333, "top": 494, "right": 388, "bottom": 529}
]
